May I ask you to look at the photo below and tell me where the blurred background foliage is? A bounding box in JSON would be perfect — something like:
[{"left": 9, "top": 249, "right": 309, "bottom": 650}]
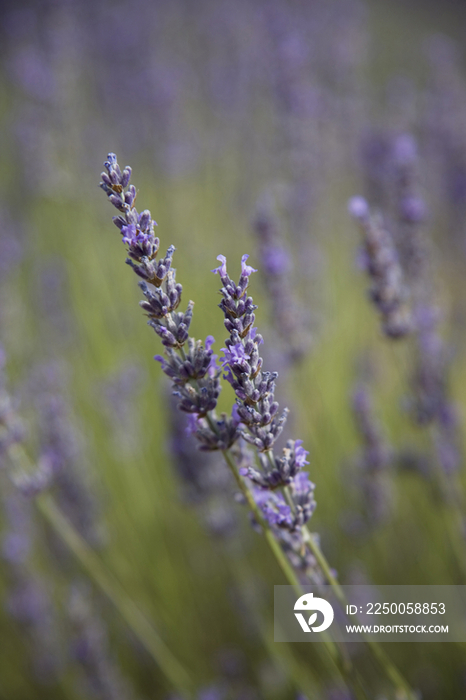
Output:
[{"left": 1, "top": 0, "right": 466, "bottom": 698}]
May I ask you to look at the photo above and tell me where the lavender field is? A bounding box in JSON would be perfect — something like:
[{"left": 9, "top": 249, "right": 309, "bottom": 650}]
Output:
[{"left": 2, "top": 1, "right": 466, "bottom": 698}]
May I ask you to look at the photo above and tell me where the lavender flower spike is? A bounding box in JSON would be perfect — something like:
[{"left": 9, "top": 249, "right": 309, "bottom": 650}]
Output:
[
  {"left": 348, "top": 196, "right": 412, "bottom": 339},
  {"left": 214, "top": 254, "right": 315, "bottom": 532},
  {"left": 101, "top": 154, "right": 237, "bottom": 450},
  {"left": 215, "top": 253, "right": 287, "bottom": 453},
  {"left": 252, "top": 198, "right": 311, "bottom": 362}
]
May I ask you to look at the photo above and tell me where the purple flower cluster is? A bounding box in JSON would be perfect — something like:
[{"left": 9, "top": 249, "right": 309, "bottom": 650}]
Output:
[
  {"left": 101, "top": 154, "right": 236, "bottom": 449},
  {"left": 101, "top": 155, "right": 316, "bottom": 569},
  {"left": 213, "top": 254, "right": 315, "bottom": 531},
  {"left": 348, "top": 196, "right": 412, "bottom": 339},
  {"left": 253, "top": 470, "right": 315, "bottom": 531},
  {"left": 240, "top": 439, "right": 309, "bottom": 489},
  {"left": 102, "top": 155, "right": 317, "bottom": 540},
  {"left": 213, "top": 254, "right": 288, "bottom": 453}
]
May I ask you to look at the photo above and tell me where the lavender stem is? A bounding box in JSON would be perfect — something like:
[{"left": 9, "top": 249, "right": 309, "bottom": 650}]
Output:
[
  {"left": 301, "top": 520, "right": 417, "bottom": 700},
  {"left": 278, "top": 479, "right": 416, "bottom": 699},
  {"left": 219, "top": 446, "right": 366, "bottom": 694}
]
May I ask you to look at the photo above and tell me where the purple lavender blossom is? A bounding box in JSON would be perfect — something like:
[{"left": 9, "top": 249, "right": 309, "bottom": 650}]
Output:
[
  {"left": 240, "top": 439, "right": 309, "bottom": 489},
  {"left": 347, "top": 196, "right": 369, "bottom": 220},
  {"left": 253, "top": 488, "right": 293, "bottom": 528},
  {"left": 279, "top": 529, "right": 320, "bottom": 582},
  {"left": 101, "top": 157, "right": 315, "bottom": 575},
  {"left": 288, "top": 471, "right": 316, "bottom": 528},
  {"left": 348, "top": 197, "right": 412, "bottom": 338},
  {"left": 214, "top": 254, "right": 287, "bottom": 454},
  {"left": 101, "top": 154, "right": 237, "bottom": 450},
  {"left": 214, "top": 254, "right": 315, "bottom": 532}
]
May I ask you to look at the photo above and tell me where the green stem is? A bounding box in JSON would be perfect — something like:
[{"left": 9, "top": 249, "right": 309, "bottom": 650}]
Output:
[
  {"left": 177, "top": 355, "right": 402, "bottom": 697},
  {"left": 302, "top": 522, "right": 417, "bottom": 700},
  {"left": 221, "top": 448, "right": 373, "bottom": 700},
  {"left": 221, "top": 449, "right": 301, "bottom": 593},
  {"left": 227, "top": 552, "right": 323, "bottom": 699}
]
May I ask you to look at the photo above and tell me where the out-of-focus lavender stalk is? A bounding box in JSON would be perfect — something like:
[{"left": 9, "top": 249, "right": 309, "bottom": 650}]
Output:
[
  {"left": 390, "top": 134, "right": 428, "bottom": 286},
  {"left": 68, "top": 582, "right": 137, "bottom": 700},
  {"left": 410, "top": 303, "right": 466, "bottom": 553},
  {"left": 99, "top": 364, "right": 144, "bottom": 458},
  {"left": 0, "top": 350, "right": 25, "bottom": 464},
  {"left": 0, "top": 349, "right": 63, "bottom": 682},
  {"left": 350, "top": 136, "right": 466, "bottom": 571},
  {"left": 32, "top": 366, "right": 103, "bottom": 548},
  {"left": 348, "top": 196, "right": 412, "bottom": 339},
  {"left": 252, "top": 193, "right": 311, "bottom": 365},
  {"left": 390, "top": 136, "right": 463, "bottom": 483},
  {"left": 351, "top": 384, "right": 393, "bottom": 529}
]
